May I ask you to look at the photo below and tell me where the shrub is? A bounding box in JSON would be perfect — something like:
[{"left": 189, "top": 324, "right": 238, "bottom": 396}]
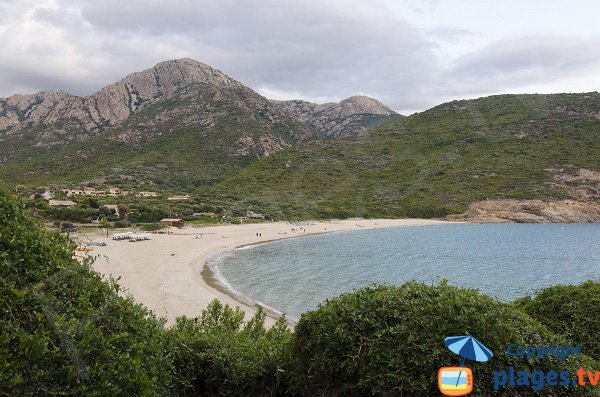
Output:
[
  {"left": 0, "top": 188, "right": 171, "bottom": 395},
  {"left": 293, "top": 282, "right": 596, "bottom": 396},
  {"left": 139, "top": 223, "right": 168, "bottom": 231},
  {"left": 514, "top": 281, "right": 600, "bottom": 361},
  {"left": 167, "top": 300, "right": 294, "bottom": 396},
  {"left": 113, "top": 220, "right": 130, "bottom": 228}
]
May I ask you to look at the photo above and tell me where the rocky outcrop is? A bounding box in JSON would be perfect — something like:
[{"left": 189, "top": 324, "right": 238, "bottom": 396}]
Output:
[
  {"left": 0, "top": 91, "right": 73, "bottom": 132},
  {"left": 0, "top": 59, "right": 246, "bottom": 145},
  {"left": 448, "top": 199, "right": 600, "bottom": 223},
  {"left": 546, "top": 166, "right": 600, "bottom": 201},
  {"left": 272, "top": 95, "right": 399, "bottom": 137},
  {"left": 106, "top": 83, "right": 314, "bottom": 156}
]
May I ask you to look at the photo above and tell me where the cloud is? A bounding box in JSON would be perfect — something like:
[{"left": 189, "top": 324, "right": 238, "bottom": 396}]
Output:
[
  {"left": 0, "top": 0, "right": 439, "bottom": 113},
  {"left": 79, "top": 0, "right": 440, "bottom": 112},
  {"left": 441, "top": 36, "right": 600, "bottom": 96},
  {"left": 0, "top": 0, "right": 599, "bottom": 114}
]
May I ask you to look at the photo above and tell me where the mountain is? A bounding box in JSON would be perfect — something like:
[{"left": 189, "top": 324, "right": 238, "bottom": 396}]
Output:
[
  {"left": 213, "top": 93, "right": 600, "bottom": 221},
  {"left": 0, "top": 59, "right": 316, "bottom": 187},
  {"left": 0, "top": 59, "right": 244, "bottom": 144},
  {"left": 272, "top": 96, "right": 400, "bottom": 137}
]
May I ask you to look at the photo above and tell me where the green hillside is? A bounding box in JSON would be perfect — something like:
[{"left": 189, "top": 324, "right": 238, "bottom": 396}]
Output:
[{"left": 212, "top": 93, "right": 600, "bottom": 219}]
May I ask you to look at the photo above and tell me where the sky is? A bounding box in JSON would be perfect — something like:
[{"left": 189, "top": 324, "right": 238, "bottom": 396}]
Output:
[{"left": 1, "top": 0, "right": 599, "bottom": 114}]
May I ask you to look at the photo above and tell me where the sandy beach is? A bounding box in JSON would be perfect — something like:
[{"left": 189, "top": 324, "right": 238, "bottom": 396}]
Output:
[{"left": 83, "top": 219, "right": 449, "bottom": 326}]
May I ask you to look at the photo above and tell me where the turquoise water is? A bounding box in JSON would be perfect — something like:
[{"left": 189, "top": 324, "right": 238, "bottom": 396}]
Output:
[{"left": 212, "top": 224, "right": 600, "bottom": 320}]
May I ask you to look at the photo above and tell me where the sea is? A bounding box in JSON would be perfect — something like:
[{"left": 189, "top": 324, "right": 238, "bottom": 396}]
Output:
[{"left": 208, "top": 224, "right": 600, "bottom": 321}]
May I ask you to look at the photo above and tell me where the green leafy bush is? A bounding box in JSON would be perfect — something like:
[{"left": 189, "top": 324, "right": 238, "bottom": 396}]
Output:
[
  {"left": 113, "top": 220, "right": 130, "bottom": 228},
  {"left": 167, "top": 300, "right": 294, "bottom": 396},
  {"left": 0, "top": 188, "right": 171, "bottom": 395},
  {"left": 139, "top": 223, "right": 168, "bottom": 231},
  {"left": 293, "top": 282, "right": 596, "bottom": 396},
  {"left": 515, "top": 281, "right": 600, "bottom": 361}
]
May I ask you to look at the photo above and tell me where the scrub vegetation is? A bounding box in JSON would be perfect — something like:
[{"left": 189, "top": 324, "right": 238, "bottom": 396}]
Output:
[
  {"left": 214, "top": 93, "right": 600, "bottom": 219},
  {"left": 4, "top": 93, "right": 600, "bottom": 221},
  {"left": 515, "top": 281, "right": 600, "bottom": 360}
]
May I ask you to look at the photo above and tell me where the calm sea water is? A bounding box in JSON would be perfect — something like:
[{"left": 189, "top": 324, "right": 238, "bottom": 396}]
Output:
[{"left": 212, "top": 224, "right": 600, "bottom": 320}]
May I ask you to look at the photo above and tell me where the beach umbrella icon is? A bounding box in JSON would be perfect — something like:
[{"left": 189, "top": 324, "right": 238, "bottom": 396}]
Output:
[{"left": 445, "top": 336, "right": 493, "bottom": 363}]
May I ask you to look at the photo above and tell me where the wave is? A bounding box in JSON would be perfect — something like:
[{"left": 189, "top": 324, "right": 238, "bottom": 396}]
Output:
[
  {"left": 204, "top": 251, "right": 295, "bottom": 323},
  {"left": 236, "top": 243, "right": 268, "bottom": 250}
]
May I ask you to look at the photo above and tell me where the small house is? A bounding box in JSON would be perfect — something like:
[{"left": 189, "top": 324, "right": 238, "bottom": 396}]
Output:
[
  {"left": 60, "top": 189, "right": 83, "bottom": 197},
  {"left": 138, "top": 191, "right": 158, "bottom": 197},
  {"left": 48, "top": 199, "right": 77, "bottom": 207},
  {"left": 167, "top": 195, "right": 191, "bottom": 201},
  {"left": 160, "top": 218, "right": 184, "bottom": 228},
  {"left": 246, "top": 210, "right": 265, "bottom": 219}
]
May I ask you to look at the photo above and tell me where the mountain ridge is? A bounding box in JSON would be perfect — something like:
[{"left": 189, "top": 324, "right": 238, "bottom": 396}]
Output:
[
  {"left": 0, "top": 58, "right": 245, "bottom": 146},
  {"left": 2, "top": 60, "right": 599, "bottom": 223},
  {"left": 0, "top": 59, "right": 317, "bottom": 187},
  {"left": 272, "top": 95, "right": 400, "bottom": 137}
]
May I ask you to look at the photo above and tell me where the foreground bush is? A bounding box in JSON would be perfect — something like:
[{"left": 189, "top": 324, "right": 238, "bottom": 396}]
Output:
[
  {"left": 0, "top": 189, "right": 171, "bottom": 395},
  {"left": 294, "top": 282, "right": 596, "bottom": 396},
  {"left": 167, "top": 300, "right": 294, "bottom": 396},
  {"left": 515, "top": 281, "right": 600, "bottom": 361}
]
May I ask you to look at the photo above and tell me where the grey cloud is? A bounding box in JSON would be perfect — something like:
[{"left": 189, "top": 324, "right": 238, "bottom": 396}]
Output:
[
  {"left": 2, "top": 1, "right": 599, "bottom": 114},
  {"left": 442, "top": 36, "right": 600, "bottom": 94},
  {"left": 0, "top": 63, "right": 65, "bottom": 94},
  {"left": 0, "top": 0, "right": 435, "bottom": 112},
  {"left": 426, "top": 27, "right": 477, "bottom": 43},
  {"left": 76, "top": 0, "right": 439, "bottom": 112}
]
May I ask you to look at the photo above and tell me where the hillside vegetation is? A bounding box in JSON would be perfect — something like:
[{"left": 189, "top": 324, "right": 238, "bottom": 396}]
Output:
[
  {"left": 3, "top": 60, "right": 599, "bottom": 222},
  {"left": 213, "top": 93, "right": 600, "bottom": 219}
]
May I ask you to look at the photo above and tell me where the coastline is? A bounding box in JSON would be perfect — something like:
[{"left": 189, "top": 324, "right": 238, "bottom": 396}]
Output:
[{"left": 87, "top": 218, "right": 451, "bottom": 327}]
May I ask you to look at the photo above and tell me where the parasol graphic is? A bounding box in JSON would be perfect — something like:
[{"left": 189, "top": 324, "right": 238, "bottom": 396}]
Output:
[{"left": 445, "top": 335, "right": 493, "bottom": 363}]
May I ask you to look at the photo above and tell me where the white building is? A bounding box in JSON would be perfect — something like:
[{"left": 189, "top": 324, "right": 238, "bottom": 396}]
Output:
[
  {"left": 49, "top": 199, "right": 77, "bottom": 207},
  {"left": 138, "top": 191, "right": 159, "bottom": 197},
  {"left": 167, "top": 195, "right": 191, "bottom": 201}
]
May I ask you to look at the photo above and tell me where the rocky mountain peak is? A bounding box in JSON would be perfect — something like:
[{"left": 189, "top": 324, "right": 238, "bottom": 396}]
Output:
[
  {"left": 338, "top": 95, "right": 396, "bottom": 115},
  {"left": 118, "top": 58, "right": 243, "bottom": 100},
  {"left": 272, "top": 95, "right": 399, "bottom": 137},
  {"left": 0, "top": 58, "right": 245, "bottom": 142},
  {"left": 0, "top": 91, "right": 73, "bottom": 132}
]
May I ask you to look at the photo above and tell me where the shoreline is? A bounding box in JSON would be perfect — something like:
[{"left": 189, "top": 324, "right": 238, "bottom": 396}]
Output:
[
  {"left": 86, "top": 219, "right": 452, "bottom": 327},
  {"left": 201, "top": 256, "right": 292, "bottom": 324},
  {"left": 201, "top": 230, "right": 348, "bottom": 325}
]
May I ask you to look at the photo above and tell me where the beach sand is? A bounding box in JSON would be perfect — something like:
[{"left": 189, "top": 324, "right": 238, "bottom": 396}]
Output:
[{"left": 85, "top": 219, "right": 449, "bottom": 326}]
